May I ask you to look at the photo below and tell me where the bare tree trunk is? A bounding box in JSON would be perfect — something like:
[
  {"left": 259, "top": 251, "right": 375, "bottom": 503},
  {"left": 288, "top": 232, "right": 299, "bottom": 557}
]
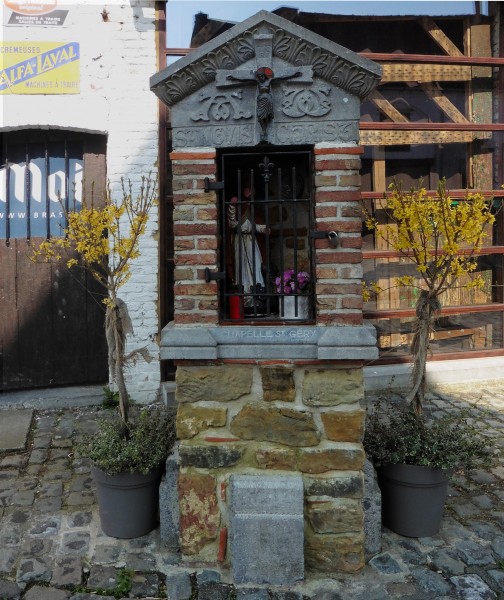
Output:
[
  {"left": 105, "top": 302, "right": 129, "bottom": 423},
  {"left": 406, "top": 290, "right": 441, "bottom": 415}
]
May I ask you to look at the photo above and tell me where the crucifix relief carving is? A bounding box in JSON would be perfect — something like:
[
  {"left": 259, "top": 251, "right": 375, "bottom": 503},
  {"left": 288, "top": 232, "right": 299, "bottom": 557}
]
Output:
[{"left": 215, "top": 34, "right": 313, "bottom": 142}]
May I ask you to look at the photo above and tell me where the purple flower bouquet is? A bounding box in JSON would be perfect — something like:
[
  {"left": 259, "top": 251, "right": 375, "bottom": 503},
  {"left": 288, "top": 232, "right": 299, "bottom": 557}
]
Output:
[{"left": 275, "top": 269, "right": 311, "bottom": 294}]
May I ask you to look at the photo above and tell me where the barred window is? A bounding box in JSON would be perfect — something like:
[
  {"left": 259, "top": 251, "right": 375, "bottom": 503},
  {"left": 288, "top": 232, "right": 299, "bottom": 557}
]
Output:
[
  {"left": 1, "top": 135, "right": 83, "bottom": 241},
  {"left": 216, "top": 149, "right": 314, "bottom": 322}
]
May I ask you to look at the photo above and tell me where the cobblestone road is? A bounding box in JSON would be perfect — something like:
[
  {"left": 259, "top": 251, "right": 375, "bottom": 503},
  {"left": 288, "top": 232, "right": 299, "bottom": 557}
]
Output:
[{"left": 1, "top": 382, "right": 504, "bottom": 599}]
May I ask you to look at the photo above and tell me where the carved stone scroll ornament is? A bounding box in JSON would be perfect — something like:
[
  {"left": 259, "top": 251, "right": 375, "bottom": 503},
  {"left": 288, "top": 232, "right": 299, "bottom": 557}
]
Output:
[
  {"left": 271, "top": 29, "right": 381, "bottom": 99},
  {"left": 281, "top": 87, "right": 331, "bottom": 118},
  {"left": 159, "top": 34, "right": 255, "bottom": 106},
  {"left": 191, "top": 90, "right": 252, "bottom": 122}
]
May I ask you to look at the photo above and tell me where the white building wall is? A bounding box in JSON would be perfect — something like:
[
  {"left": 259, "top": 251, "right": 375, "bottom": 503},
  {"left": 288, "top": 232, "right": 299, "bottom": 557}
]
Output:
[{"left": 1, "top": 1, "right": 161, "bottom": 402}]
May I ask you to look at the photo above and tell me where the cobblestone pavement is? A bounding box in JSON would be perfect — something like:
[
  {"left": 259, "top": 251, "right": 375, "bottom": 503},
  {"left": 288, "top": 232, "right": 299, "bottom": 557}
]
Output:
[{"left": 1, "top": 382, "right": 504, "bottom": 599}]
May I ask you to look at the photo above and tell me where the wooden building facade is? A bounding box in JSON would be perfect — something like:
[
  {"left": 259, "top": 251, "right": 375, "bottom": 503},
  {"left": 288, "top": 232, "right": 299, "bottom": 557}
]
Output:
[{"left": 159, "top": 4, "right": 504, "bottom": 369}]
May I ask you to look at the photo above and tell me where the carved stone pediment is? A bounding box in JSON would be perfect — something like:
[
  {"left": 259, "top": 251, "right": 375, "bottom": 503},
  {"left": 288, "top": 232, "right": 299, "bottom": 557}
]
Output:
[{"left": 150, "top": 10, "right": 381, "bottom": 147}]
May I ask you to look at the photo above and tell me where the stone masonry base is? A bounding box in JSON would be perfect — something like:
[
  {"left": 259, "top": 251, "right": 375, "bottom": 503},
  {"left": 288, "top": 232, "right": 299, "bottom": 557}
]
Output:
[{"left": 172, "top": 363, "right": 367, "bottom": 579}]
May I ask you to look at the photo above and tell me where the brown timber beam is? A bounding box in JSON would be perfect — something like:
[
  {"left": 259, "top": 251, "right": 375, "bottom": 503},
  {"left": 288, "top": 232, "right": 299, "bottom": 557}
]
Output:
[
  {"left": 166, "top": 49, "right": 504, "bottom": 67},
  {"left": 360, "top": 122, "right": 504, "bottom": 131},
  {"left": 360, "top": 53, "right": 504, "bottom": 66}
]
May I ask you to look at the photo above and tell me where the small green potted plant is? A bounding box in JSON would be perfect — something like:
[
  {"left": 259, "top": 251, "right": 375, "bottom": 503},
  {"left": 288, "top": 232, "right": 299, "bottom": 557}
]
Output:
[
  {"left": 364, "top": 400, "right": 492, "bottom": 537},
  {"left": 33, "top": 175, "right": 175, "bottom": 538},
  {"left": 78, "top": 404, "right": 175, "bottom": 538}
]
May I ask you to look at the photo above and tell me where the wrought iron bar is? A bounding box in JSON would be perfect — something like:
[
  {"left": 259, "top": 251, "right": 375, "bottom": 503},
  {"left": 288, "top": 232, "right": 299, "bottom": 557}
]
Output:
[
  {"left": 64, "top": 140, "right": 70, "bottom": 224},
  {"left": 291, "top": 166, "right": 299, "bottom": 318},
  {"left": 25, "top": 144, "right": 31, "bottom": 241},
  {"left": 45, "top": 144, "right": 50, "bottom": 239},
  {"left": 5, "top": 156, "right": 10, "bottom": 245},
  {"left": 220, "top": 149, "right": 312, "bottom": 322}
]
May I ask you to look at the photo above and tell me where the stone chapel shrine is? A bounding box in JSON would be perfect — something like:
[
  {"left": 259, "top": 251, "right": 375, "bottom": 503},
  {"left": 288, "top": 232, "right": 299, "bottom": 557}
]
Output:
[{"left": 151, "top": 11, "right": 381, "bottom": 582}]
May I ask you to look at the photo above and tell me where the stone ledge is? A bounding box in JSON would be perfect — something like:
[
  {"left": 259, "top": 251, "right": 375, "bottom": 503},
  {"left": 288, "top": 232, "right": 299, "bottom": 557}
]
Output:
[{"left": 160, "top": 324, "right": 378, "bottom": 361}]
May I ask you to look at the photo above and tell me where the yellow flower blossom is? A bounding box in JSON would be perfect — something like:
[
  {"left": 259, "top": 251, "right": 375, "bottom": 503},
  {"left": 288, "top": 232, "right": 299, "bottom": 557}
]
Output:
[
  {"left": 363, "top": 178, "right": 497, "bottom": 415},
  {"left": 31, "top": 174, "right": 157, "bottom": 305},
  {"left": 363, "top": 179, "right": 495, "bottom": 300}
]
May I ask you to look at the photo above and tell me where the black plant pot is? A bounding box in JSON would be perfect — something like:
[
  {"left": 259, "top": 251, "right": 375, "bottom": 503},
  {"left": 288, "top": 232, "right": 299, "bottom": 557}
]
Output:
[
  {"left": 377, "top": 463, "right": 450, "bottom": 538},
  {"left": 91, "top": 465, "right": 163, "bottom": 539}
]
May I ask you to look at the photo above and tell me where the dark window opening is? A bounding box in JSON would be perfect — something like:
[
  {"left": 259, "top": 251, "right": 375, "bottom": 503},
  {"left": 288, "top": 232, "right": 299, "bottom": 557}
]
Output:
[
  {"left": 218, "top": 148, "right": 314, "bottom": 322},
  {"left": 1, "top": 133, "right": 84, "bottom": 242}
]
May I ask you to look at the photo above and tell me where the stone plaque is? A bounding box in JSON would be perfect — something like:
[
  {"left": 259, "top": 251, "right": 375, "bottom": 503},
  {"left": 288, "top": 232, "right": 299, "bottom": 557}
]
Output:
[
  {"left": 213, "top": 326, "right": 321, "bottom": 344},
  {"left": 229, "top": 474, "right": 304, "bottom": 584}
]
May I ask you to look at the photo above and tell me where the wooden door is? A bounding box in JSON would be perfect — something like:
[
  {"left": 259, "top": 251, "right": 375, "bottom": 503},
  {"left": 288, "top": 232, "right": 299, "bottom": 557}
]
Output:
[{"left": 0, "top": 132, "right": 108, "bottom": 391}]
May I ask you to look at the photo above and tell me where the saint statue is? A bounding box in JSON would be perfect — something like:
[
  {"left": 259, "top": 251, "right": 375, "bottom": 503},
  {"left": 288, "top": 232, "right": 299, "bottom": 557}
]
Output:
[{"left": 227, "top": 184, "right": 269, "bottom": 307}]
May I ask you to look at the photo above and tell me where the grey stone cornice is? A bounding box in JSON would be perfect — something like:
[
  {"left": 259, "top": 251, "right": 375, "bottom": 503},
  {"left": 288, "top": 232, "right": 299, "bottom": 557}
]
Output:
[{"left": 160, "top": 323, "right": 378, "bottom": 361}]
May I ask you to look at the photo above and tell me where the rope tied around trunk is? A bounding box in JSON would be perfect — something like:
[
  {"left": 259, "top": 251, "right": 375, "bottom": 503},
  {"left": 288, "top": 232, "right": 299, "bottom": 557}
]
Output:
[{"left": 406, "top": 290, "right": 442, "bottom": 415}]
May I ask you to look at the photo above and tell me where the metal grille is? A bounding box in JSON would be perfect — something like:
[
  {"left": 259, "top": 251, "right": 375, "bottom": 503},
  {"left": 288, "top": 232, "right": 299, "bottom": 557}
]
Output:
[
  {"left": 218, "top": 150, "right": 314, "bottom": 321},
  {"left": 1, "top": 138, "right": 83, "bottom": 244}
]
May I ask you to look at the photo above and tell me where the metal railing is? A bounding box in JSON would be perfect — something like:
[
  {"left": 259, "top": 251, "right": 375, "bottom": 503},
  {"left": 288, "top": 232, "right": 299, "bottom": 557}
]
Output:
[{"left": 1, "top": 139, "right": 83, "bottom": 244}]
